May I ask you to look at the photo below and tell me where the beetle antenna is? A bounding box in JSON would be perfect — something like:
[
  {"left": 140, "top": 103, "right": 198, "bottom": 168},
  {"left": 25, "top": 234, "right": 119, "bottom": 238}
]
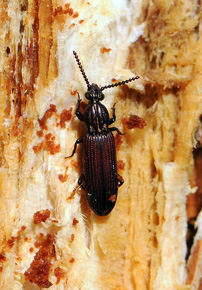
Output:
[
  {"left": 100, "top": 76, "right": 139, "bottom": 91},
  {"left": 73, "top": 51, "right": 90, "bottom": 89}
]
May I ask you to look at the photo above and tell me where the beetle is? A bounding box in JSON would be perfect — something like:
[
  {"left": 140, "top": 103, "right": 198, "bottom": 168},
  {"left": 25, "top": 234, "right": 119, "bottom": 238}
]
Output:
[{"left": 67, "top": 50, "right": 139, "bottom": 216}]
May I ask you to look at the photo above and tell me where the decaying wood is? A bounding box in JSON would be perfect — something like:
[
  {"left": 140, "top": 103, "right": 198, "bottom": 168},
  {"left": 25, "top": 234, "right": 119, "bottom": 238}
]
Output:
[{"left": 0, "top": 1, "right": 202, "bottom": 289}]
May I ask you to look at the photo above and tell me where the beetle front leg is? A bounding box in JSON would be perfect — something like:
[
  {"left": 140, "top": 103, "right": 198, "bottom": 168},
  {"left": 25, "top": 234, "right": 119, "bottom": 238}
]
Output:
[
  {"left": 78, "top": 173, "right": 86, "bottom": 190},
  {"left": 108, "top": 102, "right": 116, "bottom": 125},
  {"left": 76, "top": 92, "right": 84, "bottom": 121},
  {"left": 65, "top": 137, "right": 83, "bottom": 158},
  {"left": 109, "top": 126, "right": 125, "bottom": 135}
]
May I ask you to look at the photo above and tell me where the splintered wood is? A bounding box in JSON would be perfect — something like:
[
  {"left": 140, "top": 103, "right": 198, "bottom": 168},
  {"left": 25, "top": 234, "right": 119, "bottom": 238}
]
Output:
[{"left": 0, "top": 1, "right": 202, "bottom": 290}]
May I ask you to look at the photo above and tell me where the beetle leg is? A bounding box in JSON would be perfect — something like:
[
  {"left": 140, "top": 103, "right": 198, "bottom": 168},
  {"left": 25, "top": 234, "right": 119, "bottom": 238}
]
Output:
[
  {"left": 76, "top": 92, "right": 84, "bottom": 121},
  {"left": 108, "top": 102, "right": 116, "bottom": 125},
  {"left": 65, "top": 137, "right": 83, "bottom": 158},
  {"left": 109, "top": 127, "right": 125, "bottom": 135},
  {"left": 78, "top": 173, "right": 86, "bottom": 190},
  {"left": 117, "top": 174, "right": 124, "bottom": 187}
]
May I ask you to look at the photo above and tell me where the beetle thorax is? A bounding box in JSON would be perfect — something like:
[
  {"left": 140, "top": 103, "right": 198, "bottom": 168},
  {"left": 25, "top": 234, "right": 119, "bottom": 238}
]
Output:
[{"left": 84, "top": 101, "right": 109, "bottom": 134}]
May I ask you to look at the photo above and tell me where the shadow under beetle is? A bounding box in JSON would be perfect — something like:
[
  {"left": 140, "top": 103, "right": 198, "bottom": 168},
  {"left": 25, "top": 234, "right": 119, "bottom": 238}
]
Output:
[{"left": 67, "top": 50, "right": 139, "bottom": 216}]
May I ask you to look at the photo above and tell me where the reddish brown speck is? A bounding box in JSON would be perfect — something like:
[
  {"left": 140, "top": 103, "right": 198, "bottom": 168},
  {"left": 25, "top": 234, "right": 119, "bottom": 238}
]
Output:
[
  {"left": 17, "top": 225, "right": 26, "bottom": 236},
  {"left": 0, "top": 266, "right": 3, "bottom": 272},
  {"left": 45, "top": 133, "right": 52, "bottom": 140},
  {"left": 37, "top": 130, "right": 44, "bottom": 137},
  {"left": 7, "top": 237, "right": 15, "bottom": 248},
  {"left": 39, "top": 233, "right": 45, "bottom": 239},
  {"left": 52, "top": 6, "right": 63, "bottom": 17},
  {"left": 29, "top": 247, "right": 34, "bottom": 253},
  {"left": 115, "top": 133, "right": 123, "bottom": 151},
  {"left": 0, "top": 254, "right": 6, "bottom": 262},
  {"left": 72, "top": 218, "right": 79, "bottom": 226},
  {"left": 122, "top": 115, "right": 146, "bottom": 129},
  {"left": 108, "top": 195, "right": 116, "bottom": 202},
  {"left": 70, "top": 90, "right": 77, "bottom": 95},
  {"left": 58, "top": 174, "right": 68, "bottom": 182},
  {"left": 117, "top": 160, "right": 125, "bottom": 170},
  {"left": 67, "top": 188, "right": 77, "bottom": 200},
  {"left": 52, "top": 4, "right": 73, "bottom": 17},
  {"left": 35, "top": 241, "right": 42, "bottom": 248},
  {"left": 69, "top": 257, "right": 75, "bottom": 263},
  {"left": 67, "top": 8, "right": 73, "bottom": 16},
  {"left": 54, "top": 267, "right": 65, "bottom": 285},
  {"left": 12, "top": 125, "right": 21, "bottom": 136},
  {"left": 38, "top": 104, "right": 57, "bottom": 130},
  {"left": 69, "top": 23, "right": 75, "bottom": 29},
  {"left": 24, "top": 235, "right": 55, "bottom": 288},
  {"left": 24, "top": 237, "right": 28, "bottom": 242},
  {"left": 33, "top": 209, "right": 51, "bottom": 224},
  {"left": 100, "top": 47, "right": 112, "bottom": 53},
  {"left": 59, "top": 108, "right": 73, "bottom": 128},
  {"left": 70, "top": 234, "right": 75, "bottom": 241},
  {"left": 71, "top": 160, "right": 79, "bottom": 169},
  {"left": 51, "top": 219, "right": 58, "bottom": 223},
  {"left": 112, "top": 78, "right": 117, "bottom": 82},
  {"left": 33, "top": 142, "right": 44, "bottom": 153},
  {"left": 45, "top": 140, "right": 60, "bottom": 155},
  {"left": 73, "top": 12, "right": 79, "bottom": 18},
  {"left": 79, "top": 20, "right": 84, "bottom": 24}
]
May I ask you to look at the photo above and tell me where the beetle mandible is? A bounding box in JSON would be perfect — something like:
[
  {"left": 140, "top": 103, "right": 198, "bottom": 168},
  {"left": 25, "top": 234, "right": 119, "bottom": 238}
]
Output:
[{"left": 67, "top": 50, "right": 139, "bottom": 216}]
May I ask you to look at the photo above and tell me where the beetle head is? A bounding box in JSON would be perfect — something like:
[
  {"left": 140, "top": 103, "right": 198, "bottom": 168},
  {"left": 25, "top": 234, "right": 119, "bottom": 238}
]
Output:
[{"left": 85, "top": 83, "right": 104, "bottom": 101}]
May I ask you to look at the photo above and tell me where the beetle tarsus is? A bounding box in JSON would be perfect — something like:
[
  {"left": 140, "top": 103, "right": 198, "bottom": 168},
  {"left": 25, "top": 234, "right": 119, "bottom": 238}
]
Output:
[
  {"left": 78, "top": 173, "right": 86, "bottom": 190},
  {"left": 76, "top": 93, "right": 84, "bottom": 121},
  {"left": 109, "top": 127, "right": 125, "bottom": 135},
  {"left": 117, "top": 174, "right": 124, "bottom": 187},
  {"left": 65, "top": 137, "right": 83, "bottom": 158},
  {"left": 108, "top": 103, "right": 117, "bottom": 125}
]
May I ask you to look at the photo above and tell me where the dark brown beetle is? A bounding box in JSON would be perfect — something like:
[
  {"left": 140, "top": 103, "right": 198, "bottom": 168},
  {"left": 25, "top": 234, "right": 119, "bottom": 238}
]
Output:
[{"left": 67, "top": 51, "right": 139, "bottom": 216}]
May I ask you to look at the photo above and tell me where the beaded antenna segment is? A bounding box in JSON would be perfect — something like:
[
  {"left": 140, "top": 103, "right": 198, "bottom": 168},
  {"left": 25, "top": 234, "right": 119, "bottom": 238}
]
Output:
[
  {"left": 73, "top": 50, "right": 90, "bottom": 89},
  {"left": 100, "top": 76, "right": 139, "bottom": 91}
]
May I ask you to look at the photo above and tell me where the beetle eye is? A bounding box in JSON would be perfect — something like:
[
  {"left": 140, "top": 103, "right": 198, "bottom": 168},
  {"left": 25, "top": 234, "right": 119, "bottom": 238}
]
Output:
[{"left": 98, "top": 92, "right": 104, "bottom": 101}]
